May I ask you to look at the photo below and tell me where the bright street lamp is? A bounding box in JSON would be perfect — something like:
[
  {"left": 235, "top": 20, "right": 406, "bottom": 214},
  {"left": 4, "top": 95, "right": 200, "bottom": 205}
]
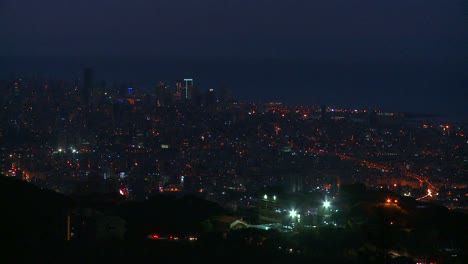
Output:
[
  {"left": 289, "top": 209, "right": 297, "bottom": 218},
  {"left": 322, "top": 200, "right": 331, "bottom": 225}
]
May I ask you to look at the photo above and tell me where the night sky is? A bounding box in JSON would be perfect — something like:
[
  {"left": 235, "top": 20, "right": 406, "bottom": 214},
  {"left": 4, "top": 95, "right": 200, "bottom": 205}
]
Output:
[{"left": 1, "top": 0, "right": 466, "bottom": 115}]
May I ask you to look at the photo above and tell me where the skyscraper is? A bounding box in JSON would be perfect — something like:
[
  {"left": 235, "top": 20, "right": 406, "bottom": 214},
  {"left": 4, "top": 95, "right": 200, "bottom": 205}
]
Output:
[
  {"left": 320, "top": 105, "right": 329, "bottom": 121},
  {"left": 82, "top": 67, "right": 93, "bottom": 107},
  {"left": 183, "top": 78, "right": 193, "bottom": 100}
]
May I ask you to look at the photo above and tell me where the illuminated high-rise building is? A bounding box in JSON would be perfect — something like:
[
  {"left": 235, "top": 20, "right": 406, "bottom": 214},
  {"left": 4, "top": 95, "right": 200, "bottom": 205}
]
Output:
[
  {"left": 183, "top": 78, "right": 193, "bottom": 100},
  {"left": 205, "top": 88, "right": 216, "bottom": 107}
]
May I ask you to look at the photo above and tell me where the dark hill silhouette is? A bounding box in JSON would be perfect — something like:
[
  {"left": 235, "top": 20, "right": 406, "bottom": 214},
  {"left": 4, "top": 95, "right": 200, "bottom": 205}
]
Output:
[
  {"left": 0, "top": 176, "right": 72, "bottom": 262},
  {"left": 2, "top": 177, "right": 466, "bottom": 263},
  {"left": 111, "top": 193, "right": 226, "bottom": 240}
]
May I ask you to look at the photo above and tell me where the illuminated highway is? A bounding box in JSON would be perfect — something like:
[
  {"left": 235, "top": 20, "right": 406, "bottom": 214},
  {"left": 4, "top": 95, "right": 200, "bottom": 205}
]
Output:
[
  {"left": 336, "top": 153, "right": 438, "bottom": 200},
  {"left": 306, "top": 148, "right": 438, "bottom": 199}
]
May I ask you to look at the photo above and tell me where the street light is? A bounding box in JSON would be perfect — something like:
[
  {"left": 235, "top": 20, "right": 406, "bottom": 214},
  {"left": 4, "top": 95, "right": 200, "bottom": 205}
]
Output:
[
  {"left": 289, "top": 209, "right": 300, "bottom": 228},
  {"left": 289, "top": 209, "right": 297, "bottom": 218},
  {"left": 322, "top": 200, "right": 331, "bottom": 225}
]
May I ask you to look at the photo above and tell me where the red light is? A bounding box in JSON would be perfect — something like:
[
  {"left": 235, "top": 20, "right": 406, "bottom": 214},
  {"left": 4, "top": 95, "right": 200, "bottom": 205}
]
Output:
[
  {"left": 119, "top": 188, "right": 127, "bottom": 196},
  {"left": 169, "top": 236, "right": 173, "bottom": 240},
  {"left": 394, "top": 199, "right": 398, "bottom": 203},
  {"left": 386, "top": 199, "right": 391, "bottom": 203},
  {"left": 152, "top": 234, "right": 159, "bottom": 239}
]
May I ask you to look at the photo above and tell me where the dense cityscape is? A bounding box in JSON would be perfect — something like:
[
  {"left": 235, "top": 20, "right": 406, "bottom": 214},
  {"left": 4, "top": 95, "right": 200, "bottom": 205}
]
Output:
[{"left": 1, "top": 69, "right": 467, "bottom": 263}]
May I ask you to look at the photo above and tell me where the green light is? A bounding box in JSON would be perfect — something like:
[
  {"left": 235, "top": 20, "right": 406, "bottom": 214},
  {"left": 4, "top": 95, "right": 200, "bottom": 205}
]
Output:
[{"left": 323, "top": 201, "right": 330, "bottom": 208}]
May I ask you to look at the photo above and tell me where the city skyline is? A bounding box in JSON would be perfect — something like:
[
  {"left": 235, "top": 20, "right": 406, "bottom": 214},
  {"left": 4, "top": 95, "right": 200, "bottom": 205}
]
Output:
[
  {"left": 2, "top": 60, "right": 467, "bottom": 116},
  {"left": 1, "top": 65, "right": 466, "bottom": 263},
  {"left": 1, "top": 0, "right": 467, "bottom": 115},
  {"left": 2, "top": 1, "right": 467, "bottom": 262}
]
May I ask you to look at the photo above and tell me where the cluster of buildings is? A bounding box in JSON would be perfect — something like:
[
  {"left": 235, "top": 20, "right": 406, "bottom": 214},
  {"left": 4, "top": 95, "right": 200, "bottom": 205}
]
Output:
[{"left": 1, "top": 68, "right": 467, "bottom": 220}]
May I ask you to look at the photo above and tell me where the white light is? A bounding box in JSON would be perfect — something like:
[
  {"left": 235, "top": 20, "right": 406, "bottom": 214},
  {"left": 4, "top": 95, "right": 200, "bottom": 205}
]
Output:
[
  {"left": 264, "top": 194, "right": 268, "bottom": 199},
  {"left": 289, "top": 209, "right": 297, "bottom": 218},
  {"left": 273, "top": 195, "right": 276, "bottom": 200}
]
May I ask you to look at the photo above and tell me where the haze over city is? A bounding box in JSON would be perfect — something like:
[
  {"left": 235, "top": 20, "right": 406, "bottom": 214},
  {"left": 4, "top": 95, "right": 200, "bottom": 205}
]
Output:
[{"left": 1, "top": 1, "right": 467, "bottom": 263}]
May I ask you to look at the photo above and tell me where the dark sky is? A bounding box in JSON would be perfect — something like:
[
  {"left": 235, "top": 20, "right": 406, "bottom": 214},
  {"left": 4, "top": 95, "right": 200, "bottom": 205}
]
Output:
[
  {"left": 2, "top": 0, "right": 466, "bottom": 60},
  {"left": 1, "top": 0, "right": 467, "bottom": 114}
]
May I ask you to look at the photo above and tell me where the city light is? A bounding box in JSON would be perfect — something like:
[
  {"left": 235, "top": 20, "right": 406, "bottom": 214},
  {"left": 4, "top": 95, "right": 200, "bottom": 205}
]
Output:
[
  {"left": 2, "top": 66, "right": 465, "bottom": 262},
  {"left": 289, "top": 209, "right": 297, "bottom": 218}
]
